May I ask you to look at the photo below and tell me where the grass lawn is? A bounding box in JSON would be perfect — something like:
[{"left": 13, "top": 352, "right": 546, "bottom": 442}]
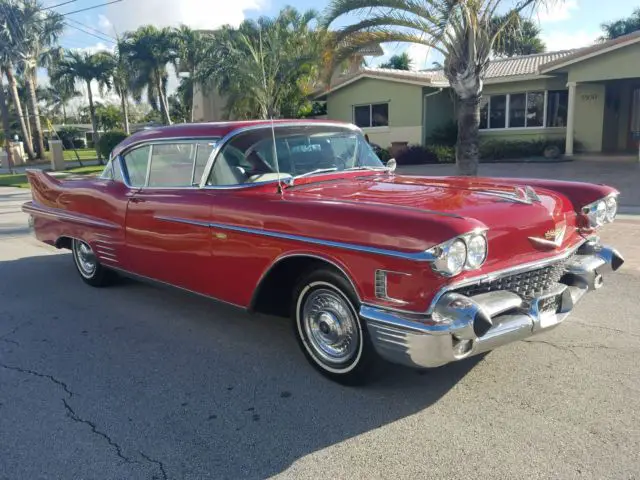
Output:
[
  {"left": 0, "top": 165, "right": 104, "bottom": 189},
  {"left": 63, "top": 148, "right": 98, "bottom": 161}
]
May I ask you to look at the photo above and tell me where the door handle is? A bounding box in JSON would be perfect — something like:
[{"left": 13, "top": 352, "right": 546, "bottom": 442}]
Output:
[{"left": 130, "top": 197, "right": 145, "bottom": 204}]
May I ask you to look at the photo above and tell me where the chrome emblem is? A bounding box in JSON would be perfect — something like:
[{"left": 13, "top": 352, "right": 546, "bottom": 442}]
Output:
[{"left": 529, "top": 221, "right": 566, "bottom": 248}]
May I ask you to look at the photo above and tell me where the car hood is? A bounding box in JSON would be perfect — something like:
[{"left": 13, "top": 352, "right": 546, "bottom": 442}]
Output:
[{"left": 287, "top": 174, "right": 581, "bottom": 267}]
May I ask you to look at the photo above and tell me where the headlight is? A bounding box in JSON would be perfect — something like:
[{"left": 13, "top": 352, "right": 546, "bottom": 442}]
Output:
[
  {"left": 466, "top": 234, "right": 488, "bottom": 269},
  {"left": 430, "top": 231, "right": 488, "bottom": 277},
  {"left": 583, "top": 194, "right": 618, "bottom": 227},
  {"left": 432, "top": 239, "right": 467, "bottom": 277}
]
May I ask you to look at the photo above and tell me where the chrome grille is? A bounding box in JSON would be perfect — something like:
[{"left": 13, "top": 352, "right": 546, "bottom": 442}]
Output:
[{"left": 453, "top": 255, "right": 574, "bottom": 301}]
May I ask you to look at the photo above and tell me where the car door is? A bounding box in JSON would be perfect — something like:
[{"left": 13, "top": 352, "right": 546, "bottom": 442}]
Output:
[{"left": 122, "top": 140, "right": 219, "bottom": 293}]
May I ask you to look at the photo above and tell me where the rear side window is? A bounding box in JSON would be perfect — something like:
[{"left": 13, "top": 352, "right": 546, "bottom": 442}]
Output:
[
  {"left": 123, "top": 146, "right": 151, "bottom": 187},
  {"left": 148, "top": 143, "right": 195, "bottom": 187}
]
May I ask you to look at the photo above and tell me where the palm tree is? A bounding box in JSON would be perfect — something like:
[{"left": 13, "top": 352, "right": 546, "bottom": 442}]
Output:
[
  {"left": 380, "top": 52, "right": 413, "bottom": 70},
  {"left": 0, "top": 1, "right": 36, "bottom": 160},
  {"left": 175, "top": 25, "right": 208, "bottom": 122},
  {"left": 600, "top": 8, "right": 640, "bottom": 41},
  {"left": 44, "top": 80, "right": 80, "bottom": 124},
  {"left": 11, "top": 0, "right": 65, "bottom": 158},
  {"left": 120, "top": 26, "right": 178, "bottom": 125},
  {"left": 103, "top": 42, "right": 132, "bottom": 134},
  {"left": 50, "top": 50, "right": 113, "bottom": 163},
  {"left": 492, "top": 13, "right": 545, "bottom": 57},
  {"left": 196, "top": 7, "right": 322, "bottom": 120},
  {"left": 323, "top": 0, "right": 557, "bottom": 175},
  {"left": 0, "top": 78, "right": 14, "bottom": 172}
]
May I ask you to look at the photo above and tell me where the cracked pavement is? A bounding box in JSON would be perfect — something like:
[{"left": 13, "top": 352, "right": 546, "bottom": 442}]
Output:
[{"left": 1, "top": 187, "right": 639, "bottom": 479}]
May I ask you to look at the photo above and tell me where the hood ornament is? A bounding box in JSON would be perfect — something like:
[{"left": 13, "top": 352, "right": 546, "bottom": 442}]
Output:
[
  {"left": 529, "top": 221, "right": 567, "bottom": 248},
  {"left": 514, "top": 186, "right": 541, "bottom": 204}
]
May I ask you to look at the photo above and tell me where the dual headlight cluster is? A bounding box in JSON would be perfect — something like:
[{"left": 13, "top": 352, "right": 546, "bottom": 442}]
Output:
[
  {"left": 428, "top": 231, "right": 488, "bottom": 277},
  {"left": 582, "top": 194, "right": 618, "bottom": 228}
]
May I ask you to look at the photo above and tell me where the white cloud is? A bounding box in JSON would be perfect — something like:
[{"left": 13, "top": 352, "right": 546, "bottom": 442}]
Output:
[
  {"left": 103, "top": 0, "right": 265, "bottom": 32},
  {"left": 97, "top": 15, "right": 112, "bottom": 32},
  {"left": 372, "top": 42, "right": 436, "bottom": 71},
  {"left": 542, "top": 30, "right": 600, "bottom": 51},
  {"left": 535, "top": 0, "right": 578, "bottom": 23}
]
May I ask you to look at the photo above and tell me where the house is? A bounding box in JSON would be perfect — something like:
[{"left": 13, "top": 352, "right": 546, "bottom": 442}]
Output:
[{"left": 316, "top": 31, "right": 640, "bottom": 156}]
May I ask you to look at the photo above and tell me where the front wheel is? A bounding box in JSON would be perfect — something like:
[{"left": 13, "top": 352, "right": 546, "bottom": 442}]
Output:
[
  {"left": 292, "top": 268, "right": 378, "bottom": 385},
  {"left": 72, "top": 239, "right": 115, "bottom": 287}
]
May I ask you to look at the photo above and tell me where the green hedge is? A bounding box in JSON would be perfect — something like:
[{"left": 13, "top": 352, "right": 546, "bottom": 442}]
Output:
[{"left": 96, "top": 131, "right": 129, "bottom": 160}]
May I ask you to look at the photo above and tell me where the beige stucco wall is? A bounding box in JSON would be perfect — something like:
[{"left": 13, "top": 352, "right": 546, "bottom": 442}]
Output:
[
  {"left": 574, "top": 83, "right": 606, "bottom": 152},
  {"left": 192, "top": 82, "right": 229, "bottom": 122},
  {"left": 326, "top": 77, "right": 424, "bottom": 147},
  {"left": 482, "top": 76, "right": 568, "bottom": 95},
  {"left": 566, "top": 43, "right": 640, "bottom": 83}
]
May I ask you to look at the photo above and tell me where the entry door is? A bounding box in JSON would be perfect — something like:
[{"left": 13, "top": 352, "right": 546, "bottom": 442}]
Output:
[
  {"left": 629, "top": 87, "right": 640, "bottom": 151},
  {"left": 125, "top": 188, "right": 214, "bottom": 293},
  {"left": 121, "top": 140, "right": 218, "bottom": 293}
]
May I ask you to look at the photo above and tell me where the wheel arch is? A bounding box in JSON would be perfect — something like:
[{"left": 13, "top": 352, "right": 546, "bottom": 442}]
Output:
[
  {"left": 55, "top": 236, "right": 74, "bottom": 250},
  {"left": 249, "top": 253, "right": 362, "bottom": 318}
]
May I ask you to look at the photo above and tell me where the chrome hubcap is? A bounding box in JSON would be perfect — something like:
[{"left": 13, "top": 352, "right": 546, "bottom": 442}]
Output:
[
  {"left": 302, "top": 288, "right": 359, "bottom": 364},
  {"left": 74, "top": 240, "right": 97, "bottom": 278}
]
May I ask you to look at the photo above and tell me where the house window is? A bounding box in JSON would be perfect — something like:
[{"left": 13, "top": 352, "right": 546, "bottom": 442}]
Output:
[
  {"left": 480, "top": 90, "right": 562, "bottom": 130},
  {"left": 353, "top": 103, "right": 389, "bottom": 128},
  {"left": 546, "top": 90, "right": 568, "bottom": 127}
]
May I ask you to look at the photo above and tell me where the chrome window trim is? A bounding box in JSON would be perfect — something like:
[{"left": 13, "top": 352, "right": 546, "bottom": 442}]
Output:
[
  {"left": 154, "top": 214, "right": 438, "bottom": 262},
  {"left": 198, "top": 121, "right": 363, "bottom": 189},
  {"left": 363, "top": 237, "right": 588, "bottom": 316}
]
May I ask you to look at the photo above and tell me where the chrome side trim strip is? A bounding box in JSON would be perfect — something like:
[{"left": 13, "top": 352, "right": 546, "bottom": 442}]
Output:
[
  {"left": 154, "top": 215, "right": 437, "bottom": 262},
  {"left": 22, "top": 203, "right": 119, "bottom": 231}
]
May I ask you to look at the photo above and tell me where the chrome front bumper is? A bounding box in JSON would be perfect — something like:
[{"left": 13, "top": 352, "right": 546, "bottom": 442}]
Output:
[{"left": 360, "top": 240, "right": 624, "bottom": 369}]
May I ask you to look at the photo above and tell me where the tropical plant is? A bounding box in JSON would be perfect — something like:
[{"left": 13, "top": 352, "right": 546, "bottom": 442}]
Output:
[
  {"left": 492, "top": 13, "right": 545, "bottom": 56},
  {"left": 80, "top": 103, "right": 122, "bottom": 131},
  {"left": 102, "top": 42, "right": 133, "bottom": 134},
  {"left": 600, "top": 8, "right": 640, "bottom": 41},
  {"left": 120, "top": 25, "right": 178, "bottom": 125},
  {"left": 196, "top": 7, "right": 324, "bottom": 119},
  {"left": 0, "top": 80, "right": 14, "bottom": 172},
  {"left": 50, "top": 50, "right": 113, "bottom": 163},
  {"left": 0, "top": 1, "right": 35, "bottom": 159},
  {"left": 379, "top": 52, "right": 413, "bottom": 70},
  {"left": 8, "top": 0, "right": 64, "bottom": 158},
  {"left": 323, "top": 0, "right": 558, "bottom": 175},
  {"left": 44, "top": 80, "right": 80, "bottom": 124}
]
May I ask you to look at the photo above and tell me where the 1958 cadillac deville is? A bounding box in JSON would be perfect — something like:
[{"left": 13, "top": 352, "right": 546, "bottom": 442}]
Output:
[{"left": 23, "top": 120, "right": 624, "bottom": 384}]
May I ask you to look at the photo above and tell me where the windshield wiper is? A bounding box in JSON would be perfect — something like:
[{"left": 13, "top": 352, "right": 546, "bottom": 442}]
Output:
[{"left": 287, "top": 167, "right": 338, "bottom": 187}]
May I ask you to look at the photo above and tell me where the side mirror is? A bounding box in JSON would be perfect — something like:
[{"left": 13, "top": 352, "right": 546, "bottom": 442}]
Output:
[{"left": 386, "top": 158, "right": 397, "bottom": 172}]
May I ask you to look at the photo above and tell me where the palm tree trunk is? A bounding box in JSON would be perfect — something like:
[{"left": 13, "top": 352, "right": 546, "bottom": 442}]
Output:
[
  {"left": 24, "top": 103, "right": 33, "bottom": 145},
  {"left": 455, "top": 95, "right": 481, "bottom": 176},
  {"left": 87, "top": 81, "right": 103, "bottom": 165},
  {"left": 62, "top": 103, "right": 67, "bottom": 124},
  {"left": 0, "top": 77, "right": 15, "bottom": 173},
  {"left": 26, "top": 74, "right": 45, "bottom": 159},
  {"left": 120, "top": 93, "right": 130, "bottom": 134},
  {"left": 190, "top": 69, "right": 195, "bottom": 123},
  {"left": 4, "top": 67, "right": 35, "bottom": 160},
  {"left": 155, "top": 71, "right": 172, "bottom": 125}
]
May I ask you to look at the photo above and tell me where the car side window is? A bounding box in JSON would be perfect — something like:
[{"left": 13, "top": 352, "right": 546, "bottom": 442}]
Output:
[
  {"left": 148, "top": 143, "right": 195, "bottom": 187},
  {"left": 193, "top": 142, "right": 217, "bottom": 185},
  {"left": 123, "top": 146, "right": 151, "bottom": 187}
]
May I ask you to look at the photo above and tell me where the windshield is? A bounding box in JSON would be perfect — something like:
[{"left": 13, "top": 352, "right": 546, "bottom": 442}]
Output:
[{"left": 206, "top": 125, "right": 385, "bottom": 187}]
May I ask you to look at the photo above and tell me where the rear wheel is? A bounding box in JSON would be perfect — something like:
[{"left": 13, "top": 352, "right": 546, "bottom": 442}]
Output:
[
  {"left": 292, "top": 268, "right": 378, "bottom": 385},
  {"left": 72, "top": 239, "right": 115, "bottom": 287}
]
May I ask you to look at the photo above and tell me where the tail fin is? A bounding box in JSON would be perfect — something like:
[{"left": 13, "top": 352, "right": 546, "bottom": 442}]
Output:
[{"left": 26, "top": 169, "right": 62, "bottom": 206}]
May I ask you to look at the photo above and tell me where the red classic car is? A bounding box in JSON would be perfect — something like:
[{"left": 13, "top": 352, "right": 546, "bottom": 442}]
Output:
[{"left": 23, "top": 120, "right": 624, "bottom": 384}]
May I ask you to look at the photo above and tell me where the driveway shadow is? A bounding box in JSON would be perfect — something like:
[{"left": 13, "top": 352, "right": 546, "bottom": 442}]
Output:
[{"left": 0, "top": 253, "right": 483, "bottom": 479}]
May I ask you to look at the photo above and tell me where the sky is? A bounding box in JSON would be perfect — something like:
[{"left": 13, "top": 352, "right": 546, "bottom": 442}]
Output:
[{"left": 42, "top": 0, "right": 640, "bottom": 102}]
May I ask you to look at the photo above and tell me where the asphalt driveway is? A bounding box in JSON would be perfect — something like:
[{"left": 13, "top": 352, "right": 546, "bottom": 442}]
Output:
[{"left": 1, "top": 187, "right": 639, "bottom": 479}]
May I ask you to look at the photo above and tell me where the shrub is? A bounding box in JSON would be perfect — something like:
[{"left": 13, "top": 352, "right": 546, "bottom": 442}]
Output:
[
  {"left": 426, "top": 121, "right": 458, "bottom": 147},
  {"left": 395, "top": 144, "right": 439, "bottom": 165},
  {"left": 97, "top": 131, "right": 129, "bottom": 160},
  {"left": 56, "top": 126, "right": 83, "bottom": 149},
  {"left": 479, "top": 138, "right": 566, "bottom": 161},
  {"left": 430, "top": 145, "right": 455, "bottom": 163},
  {"left": 371, "top": 144, "right": 391, "bottom": 162}
]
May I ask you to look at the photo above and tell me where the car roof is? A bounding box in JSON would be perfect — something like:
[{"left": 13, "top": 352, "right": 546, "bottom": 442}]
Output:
[{"left": 111, "top": 119, "right": 354, "bottom": 158}]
